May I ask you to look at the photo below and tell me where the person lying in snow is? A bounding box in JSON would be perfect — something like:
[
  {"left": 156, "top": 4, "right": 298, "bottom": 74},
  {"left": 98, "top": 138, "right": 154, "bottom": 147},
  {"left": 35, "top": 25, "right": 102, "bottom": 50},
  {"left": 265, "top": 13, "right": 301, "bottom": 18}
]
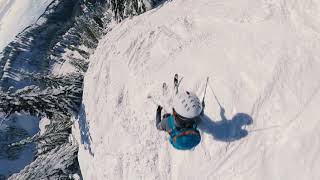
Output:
[{"left": 156, "top": 91, "right": 205, "bottom": 150}]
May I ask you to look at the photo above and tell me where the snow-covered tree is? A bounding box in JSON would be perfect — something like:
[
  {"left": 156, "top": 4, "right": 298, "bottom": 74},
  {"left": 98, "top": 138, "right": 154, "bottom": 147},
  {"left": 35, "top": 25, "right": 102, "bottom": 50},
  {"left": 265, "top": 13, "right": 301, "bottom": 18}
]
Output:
[
  {"left": 110, "top": 0, "right": 146, "bottom": 21},
  {"left": 0, "top": 82, "right": 82, "bottom": 119}
]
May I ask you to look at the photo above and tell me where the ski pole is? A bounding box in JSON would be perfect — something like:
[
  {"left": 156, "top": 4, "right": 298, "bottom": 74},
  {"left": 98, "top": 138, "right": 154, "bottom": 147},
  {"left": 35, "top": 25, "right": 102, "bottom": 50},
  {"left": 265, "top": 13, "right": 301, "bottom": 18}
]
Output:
[
  {"left": 202, "top": 77, "right": 209, "bottom": 102},
  {"left": 209, "top": 82, "right": 222, "bottom": 108}
]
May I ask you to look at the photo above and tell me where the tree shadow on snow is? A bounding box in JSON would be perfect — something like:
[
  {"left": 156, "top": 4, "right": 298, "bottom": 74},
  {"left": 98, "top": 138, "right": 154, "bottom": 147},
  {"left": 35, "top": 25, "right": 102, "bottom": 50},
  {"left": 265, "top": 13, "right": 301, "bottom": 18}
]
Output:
[
  {"left": 78, "top": 104, "right": 94, "bottom": 156},
  {"left": 198, "top": 107, "right": 253, "bottom": 142}
]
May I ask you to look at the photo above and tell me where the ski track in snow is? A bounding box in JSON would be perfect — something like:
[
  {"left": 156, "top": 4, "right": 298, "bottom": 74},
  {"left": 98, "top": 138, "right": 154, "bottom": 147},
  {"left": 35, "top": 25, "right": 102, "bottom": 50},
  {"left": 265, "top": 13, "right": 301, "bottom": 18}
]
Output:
[{"left": 74, "top": 0, "right": 320, "bottom": 179}]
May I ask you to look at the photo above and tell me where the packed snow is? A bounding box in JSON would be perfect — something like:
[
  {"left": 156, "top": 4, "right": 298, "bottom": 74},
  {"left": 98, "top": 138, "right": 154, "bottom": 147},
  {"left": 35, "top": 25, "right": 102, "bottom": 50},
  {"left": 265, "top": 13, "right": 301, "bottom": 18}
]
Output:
[
  {"left": 74, "top": 0, "right": 320, "bottom": 179},
  {"left": 0, "top": 0, "right": 53, "bottom": 51}
]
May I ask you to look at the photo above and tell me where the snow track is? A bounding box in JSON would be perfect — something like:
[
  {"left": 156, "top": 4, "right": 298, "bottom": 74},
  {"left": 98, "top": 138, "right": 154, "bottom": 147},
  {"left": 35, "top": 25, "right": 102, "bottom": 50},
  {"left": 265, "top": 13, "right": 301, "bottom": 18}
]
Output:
[{"left": 74, "top": 0, "right": 320, "bottom": 179}]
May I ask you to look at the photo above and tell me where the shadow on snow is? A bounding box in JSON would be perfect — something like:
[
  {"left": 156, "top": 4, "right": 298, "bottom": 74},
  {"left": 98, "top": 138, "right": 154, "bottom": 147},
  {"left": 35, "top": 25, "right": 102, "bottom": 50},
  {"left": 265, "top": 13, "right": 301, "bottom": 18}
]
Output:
[
  {"left": 198, "top": 107, "right": 253, "bottom": 142},
  {"left": 77, "top": 104, "right": 94, "bottom": 156}
]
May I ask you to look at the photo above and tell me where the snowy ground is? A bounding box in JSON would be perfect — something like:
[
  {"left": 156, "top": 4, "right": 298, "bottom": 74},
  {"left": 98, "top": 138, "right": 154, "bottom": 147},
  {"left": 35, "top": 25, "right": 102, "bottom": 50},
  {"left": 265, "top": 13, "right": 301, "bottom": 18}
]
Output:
[
  {"left": 0, "top": 0, "right": 53, "bottom": 51},
  {"left": 74, "top": 0, "right": 320, "bottom": 179}
]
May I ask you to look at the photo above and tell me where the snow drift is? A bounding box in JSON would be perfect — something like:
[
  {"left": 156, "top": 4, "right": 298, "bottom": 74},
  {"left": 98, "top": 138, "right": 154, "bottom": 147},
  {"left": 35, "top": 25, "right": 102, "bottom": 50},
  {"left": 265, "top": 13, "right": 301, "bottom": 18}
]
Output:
[{"left": 74, "top": 0, "right": 320, "bottom": 179}]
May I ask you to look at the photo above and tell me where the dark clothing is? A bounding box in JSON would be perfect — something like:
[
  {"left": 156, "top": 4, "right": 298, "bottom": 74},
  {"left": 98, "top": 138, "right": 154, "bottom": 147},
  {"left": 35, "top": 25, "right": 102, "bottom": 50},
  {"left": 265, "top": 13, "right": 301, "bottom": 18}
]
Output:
[{"left": 156, "top": 112, "right": 172, "bottom": 131}]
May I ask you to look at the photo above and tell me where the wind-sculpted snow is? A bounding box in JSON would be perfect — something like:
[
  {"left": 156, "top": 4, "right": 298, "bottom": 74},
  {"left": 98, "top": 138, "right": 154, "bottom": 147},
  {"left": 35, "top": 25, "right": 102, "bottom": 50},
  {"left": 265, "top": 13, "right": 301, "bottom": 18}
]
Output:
[{"left": 76, "top": 0, "right": 320, "bottom": 179}]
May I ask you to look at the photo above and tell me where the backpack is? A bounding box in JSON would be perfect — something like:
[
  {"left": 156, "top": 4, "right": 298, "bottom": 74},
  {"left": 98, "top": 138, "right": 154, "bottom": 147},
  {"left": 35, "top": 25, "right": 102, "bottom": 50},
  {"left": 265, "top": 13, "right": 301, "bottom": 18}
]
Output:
[{"left": 167, "top": 115, "right": 201, "bottom": 150}]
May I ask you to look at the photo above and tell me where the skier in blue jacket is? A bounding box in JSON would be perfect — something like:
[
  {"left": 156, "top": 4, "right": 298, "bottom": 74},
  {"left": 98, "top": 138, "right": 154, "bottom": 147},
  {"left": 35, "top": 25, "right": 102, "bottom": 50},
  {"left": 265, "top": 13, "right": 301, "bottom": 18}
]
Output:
[
  {"left": 156, "top": 91, "right": 205, "bottom": 131},
  {"left": 156, "top": 91, "right": 205, "bottom": 150}
]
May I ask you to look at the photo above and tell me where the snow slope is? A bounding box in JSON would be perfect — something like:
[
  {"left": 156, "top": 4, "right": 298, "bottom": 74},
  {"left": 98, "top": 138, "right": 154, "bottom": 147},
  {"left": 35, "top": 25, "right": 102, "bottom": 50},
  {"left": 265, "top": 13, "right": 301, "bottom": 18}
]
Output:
[
  {"left": 0, "top": 0, "right": 53, "bottom": 51},
  {"left": 74, "top": 0, "right": 320, "bottom": 179}
]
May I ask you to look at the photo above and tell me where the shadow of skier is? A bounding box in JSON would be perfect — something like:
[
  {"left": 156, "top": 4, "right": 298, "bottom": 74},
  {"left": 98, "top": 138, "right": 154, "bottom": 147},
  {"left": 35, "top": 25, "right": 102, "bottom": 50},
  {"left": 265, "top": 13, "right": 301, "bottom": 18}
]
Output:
[
  {"left": 198, "top": 107, "right": 253, "bottom": 142},
  {"left": 78, "top": 104, "right": 94, "bottom": 156}
]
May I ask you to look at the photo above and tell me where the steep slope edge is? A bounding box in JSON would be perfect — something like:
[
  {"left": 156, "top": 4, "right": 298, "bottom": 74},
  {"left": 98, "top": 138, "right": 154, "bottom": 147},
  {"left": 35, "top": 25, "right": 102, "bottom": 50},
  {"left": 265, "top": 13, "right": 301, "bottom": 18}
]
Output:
[{"left": 75, "top": 0, "right": 320, "bottom": 179}]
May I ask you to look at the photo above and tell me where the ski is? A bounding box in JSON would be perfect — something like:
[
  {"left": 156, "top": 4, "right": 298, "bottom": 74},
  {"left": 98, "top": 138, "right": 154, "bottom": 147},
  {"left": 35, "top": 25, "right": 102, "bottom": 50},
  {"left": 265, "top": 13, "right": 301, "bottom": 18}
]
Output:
[{"left": 174, "top": 74, "right": 183, "bottom": 94}]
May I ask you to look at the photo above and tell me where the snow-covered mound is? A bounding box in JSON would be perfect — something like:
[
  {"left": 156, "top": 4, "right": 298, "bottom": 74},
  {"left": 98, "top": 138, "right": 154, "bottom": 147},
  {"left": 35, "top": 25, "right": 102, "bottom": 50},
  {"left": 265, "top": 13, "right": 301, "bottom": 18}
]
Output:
[
  {"left": 74, "top": 0, "right": 320, "bottom": 179},
  {"left": 0, "top": 0, "right": 53, "bottom": 51}
]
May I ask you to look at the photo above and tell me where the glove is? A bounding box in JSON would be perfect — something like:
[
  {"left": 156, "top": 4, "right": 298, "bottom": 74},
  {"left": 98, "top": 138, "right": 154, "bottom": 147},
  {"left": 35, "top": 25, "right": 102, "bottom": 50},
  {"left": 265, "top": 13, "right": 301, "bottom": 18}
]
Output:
[{"left": 157, "top": 105, "right": 163, "bottom": 112}]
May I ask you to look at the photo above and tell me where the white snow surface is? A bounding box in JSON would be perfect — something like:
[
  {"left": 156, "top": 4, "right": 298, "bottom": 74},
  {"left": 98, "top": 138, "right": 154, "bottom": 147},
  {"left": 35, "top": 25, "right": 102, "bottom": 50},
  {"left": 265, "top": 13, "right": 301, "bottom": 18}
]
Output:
[
  {"left": 74, "top": 0, "right": 320, "bottom": 179},
  {"left": 0, "top": 0, "right": 53, "bottom": 51},
  {"left": 39, "top": 117, "right": 50, "bottom": 136}
]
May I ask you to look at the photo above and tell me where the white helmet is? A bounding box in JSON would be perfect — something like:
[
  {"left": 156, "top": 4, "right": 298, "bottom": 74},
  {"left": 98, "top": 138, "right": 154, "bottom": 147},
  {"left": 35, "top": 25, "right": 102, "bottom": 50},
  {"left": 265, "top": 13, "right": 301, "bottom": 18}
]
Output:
[{"left": 173, "top": 91, "right": 203, "bottom": 119}]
